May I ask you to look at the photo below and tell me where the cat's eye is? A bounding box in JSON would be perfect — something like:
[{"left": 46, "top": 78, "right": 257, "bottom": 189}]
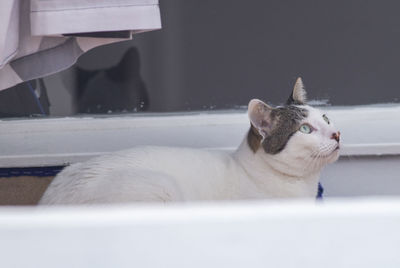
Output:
[
  {"left": 299, "top": 124, "right": 312, "bottom": 134},
  {"left": 323, "top": 114, "right": 330, "bottom": 124}
]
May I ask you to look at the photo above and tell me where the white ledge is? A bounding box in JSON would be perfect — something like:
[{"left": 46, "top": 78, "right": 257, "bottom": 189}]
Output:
[
  {"left": 0, "top": 104, "right": 399, "bottom": 168},
  {"left": 340, "top": 143, "right": 400, "bottom": 156},
  {"left": 1, "top": 198, "right": 400, "bottom": 267}
]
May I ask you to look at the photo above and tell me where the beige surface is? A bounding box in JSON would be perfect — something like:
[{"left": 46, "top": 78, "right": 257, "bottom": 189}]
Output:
[{"left": 0, "top": 176, "right": 53, "bottom": 205}]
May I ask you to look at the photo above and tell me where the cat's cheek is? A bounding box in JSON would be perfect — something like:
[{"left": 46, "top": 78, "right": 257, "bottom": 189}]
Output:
[
  {"left": 285, "top": 135, "right": 314, "bottom": 158},
  {"left": 297, "top": 136, "right": 320, "bottom": 156}
]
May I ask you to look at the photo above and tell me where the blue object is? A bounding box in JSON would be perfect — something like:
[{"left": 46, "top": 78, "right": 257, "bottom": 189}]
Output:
[
  {"left": 0, "top": 166, "right": 65, "bottom": 177},
  {"left": 317, "top": 182, "right": 324, "bottom": 199}
]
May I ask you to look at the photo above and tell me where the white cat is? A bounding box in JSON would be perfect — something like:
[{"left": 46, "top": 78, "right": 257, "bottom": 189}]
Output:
[{"left": 40, "top": 78, "right": 340, "bottom": 205}]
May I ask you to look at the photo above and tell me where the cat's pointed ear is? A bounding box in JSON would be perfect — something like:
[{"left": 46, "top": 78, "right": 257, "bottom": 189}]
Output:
[
  {"left": 248, "top": 99, "right": 274, "bottom": 138},
  {"left": 287, "top": 77, "right": 307, "bottom": 105}
]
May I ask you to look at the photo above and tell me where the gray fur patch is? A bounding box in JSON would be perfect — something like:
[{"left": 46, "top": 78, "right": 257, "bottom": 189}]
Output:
[
  {"left": 247, "top": 105, "right": 308, "bottom": 154},
  {"left": 247, "top": 124, "right": 262, "bottom": 153}
]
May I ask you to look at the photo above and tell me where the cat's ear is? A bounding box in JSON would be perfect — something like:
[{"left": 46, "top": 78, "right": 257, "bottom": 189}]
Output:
[
  {"left": 248, "top": 99, "right": 274, "bottom": 138},
  {"left": 286, "top": 77, "right": 307, "bottom": 105}
]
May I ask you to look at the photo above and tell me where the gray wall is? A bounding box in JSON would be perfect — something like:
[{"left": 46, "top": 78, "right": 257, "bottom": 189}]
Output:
[
  {"left": 64, "top": 0, "right": 400, "bottom": 113},
  {"left": 322, "top": 156, "right": 400, "bottom": 197}
]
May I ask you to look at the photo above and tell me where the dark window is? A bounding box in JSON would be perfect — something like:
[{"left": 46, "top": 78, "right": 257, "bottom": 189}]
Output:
[{"left": 1, "top": 0, "right": 399, "bottom": 117}]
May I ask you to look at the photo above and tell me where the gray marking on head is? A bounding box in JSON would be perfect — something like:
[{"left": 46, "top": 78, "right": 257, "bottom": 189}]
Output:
[{"left": 247, "top": 105, "right": 308, "bottom": 154}]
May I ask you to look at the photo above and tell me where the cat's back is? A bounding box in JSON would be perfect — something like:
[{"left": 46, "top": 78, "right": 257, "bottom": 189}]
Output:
[{"left": 40, "top": 146, "right": 235, "bottom": 204}]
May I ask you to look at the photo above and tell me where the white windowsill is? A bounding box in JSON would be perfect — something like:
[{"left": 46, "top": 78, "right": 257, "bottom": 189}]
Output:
[{"left": 0, "top": 104, "right": 399, "bottom": 168}]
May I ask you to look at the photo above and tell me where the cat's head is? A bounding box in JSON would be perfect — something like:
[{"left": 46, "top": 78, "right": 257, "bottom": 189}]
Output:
[{"left": 247, "top": 78, "right": 340, "bottom": 175}]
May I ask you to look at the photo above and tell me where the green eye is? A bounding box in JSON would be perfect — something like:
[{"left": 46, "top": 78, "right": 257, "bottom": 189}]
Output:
[
  {"left": 323, "top": 114, "right": 330, "bottom": 124},
  {"left": 299, "top": 124, "right": 312, "bottom": 134}
]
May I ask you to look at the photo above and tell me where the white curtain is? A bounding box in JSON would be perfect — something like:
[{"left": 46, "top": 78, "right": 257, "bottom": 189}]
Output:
[{"left": 0, "top": 0, "right": 161, "bottom": 91}]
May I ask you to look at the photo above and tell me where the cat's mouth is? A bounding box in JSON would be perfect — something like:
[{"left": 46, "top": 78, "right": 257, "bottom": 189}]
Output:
[{"left": 312, "top": 144, "right": 340, "bottom": 159}]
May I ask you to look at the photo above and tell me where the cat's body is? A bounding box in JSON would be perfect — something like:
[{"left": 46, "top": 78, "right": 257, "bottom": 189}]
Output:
[
  {"left": 40, "top": 78, "right": 340, "bottom": 205},
  {"left": 39, "top": 143, "right": 319, "bottom": 205}
]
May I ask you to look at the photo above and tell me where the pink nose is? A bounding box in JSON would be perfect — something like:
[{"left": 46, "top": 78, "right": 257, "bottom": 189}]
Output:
[{"left": 331, "top": 131, "right": 340, "bottom": 142}]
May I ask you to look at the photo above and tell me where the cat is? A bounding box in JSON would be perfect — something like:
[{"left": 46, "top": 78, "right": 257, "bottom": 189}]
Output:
[
  {"left": 39, "top": 78, "right": 340, "bottom": 205},
  {"left": 76, "top": 47, "right": 149, "bottom": 114}
]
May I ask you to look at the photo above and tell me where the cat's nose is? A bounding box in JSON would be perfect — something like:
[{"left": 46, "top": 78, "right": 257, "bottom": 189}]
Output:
[{"left": 331, "top": 131, "right": 340, "bottom": 142}]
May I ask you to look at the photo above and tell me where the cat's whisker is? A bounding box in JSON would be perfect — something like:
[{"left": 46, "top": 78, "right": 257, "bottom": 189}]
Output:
[
  {"left": 310, "top": 152, "right": 321, "bottom": 172},
  {"left": 303, "top": 147, "right": 321, "bottom": 174},
  {"left": 301, "top": 157, "right": 313, "bottom": 174},
  {"left": 307, "top": 157, "right": 318, "bottom": 174}
]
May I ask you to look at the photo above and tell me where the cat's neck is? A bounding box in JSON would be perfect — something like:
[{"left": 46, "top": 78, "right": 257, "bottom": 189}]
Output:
[{"left": 232, "top": 138, "right": 321, "bottom": 198}]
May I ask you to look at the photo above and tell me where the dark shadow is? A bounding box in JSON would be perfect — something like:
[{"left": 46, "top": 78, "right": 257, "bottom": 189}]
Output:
[
  {"left": 76, "top": 47, "right": 149, "bottom": 114},
  {"left": 0, "top": 79, "right": 50, "bottom": 117}
]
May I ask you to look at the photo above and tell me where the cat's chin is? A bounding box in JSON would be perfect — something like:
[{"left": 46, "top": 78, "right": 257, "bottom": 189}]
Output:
[
  {"left": 328, "top": 150, "right": 340, "bottom": 163},
  {"left": 326, "top": 146, "right": 340, "bottom": 163}
]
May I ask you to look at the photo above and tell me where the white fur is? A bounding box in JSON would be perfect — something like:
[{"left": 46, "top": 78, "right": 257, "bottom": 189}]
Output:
[{"left": 40, "top": 104, "right": 339, "bottom": 205}]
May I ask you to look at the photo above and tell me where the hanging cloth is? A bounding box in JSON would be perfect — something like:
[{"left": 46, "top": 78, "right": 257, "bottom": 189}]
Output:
[{"left": 0, "top": 0, "right": 161, "bottom": 91}]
